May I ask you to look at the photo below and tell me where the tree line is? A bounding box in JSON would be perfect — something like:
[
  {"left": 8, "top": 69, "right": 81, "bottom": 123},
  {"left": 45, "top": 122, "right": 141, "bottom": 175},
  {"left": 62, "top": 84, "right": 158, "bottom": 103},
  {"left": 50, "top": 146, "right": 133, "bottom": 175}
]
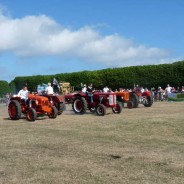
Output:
[{"left": 1, "top": 61, "right": 184, "bottom": 97}]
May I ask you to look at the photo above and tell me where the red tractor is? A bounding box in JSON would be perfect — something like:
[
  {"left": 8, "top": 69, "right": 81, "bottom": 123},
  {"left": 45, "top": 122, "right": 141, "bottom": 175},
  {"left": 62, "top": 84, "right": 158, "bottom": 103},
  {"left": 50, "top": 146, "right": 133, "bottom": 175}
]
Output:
[
  {"left": 115, "top": 90, "right": 153, "bottom": 108},
  {"left": 8, "top": 94, "right": 58, "bottom": 121},
  {"left": 72, "top": 92, "right": 122, "bottom": 116}
]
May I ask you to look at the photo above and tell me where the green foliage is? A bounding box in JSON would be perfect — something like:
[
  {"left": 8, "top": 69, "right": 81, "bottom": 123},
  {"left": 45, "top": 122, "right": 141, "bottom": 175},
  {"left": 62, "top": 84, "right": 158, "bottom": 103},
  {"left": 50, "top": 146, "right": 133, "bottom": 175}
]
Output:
[
  {"left": 177, "top": 93, "right": 184, "bottom": 99},
  {"left": 0, "top": 80, "right": 11, "bottom": 97},
  {"left": 10, "top": 61, "right": 184, "bottom": 92}
]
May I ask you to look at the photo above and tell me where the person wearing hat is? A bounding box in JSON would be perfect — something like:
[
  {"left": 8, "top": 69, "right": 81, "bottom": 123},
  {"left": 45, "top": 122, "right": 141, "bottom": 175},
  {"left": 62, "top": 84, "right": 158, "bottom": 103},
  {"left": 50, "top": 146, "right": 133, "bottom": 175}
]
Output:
[{"left": 45, "top": 82, "right": 54, "bottom": 95}]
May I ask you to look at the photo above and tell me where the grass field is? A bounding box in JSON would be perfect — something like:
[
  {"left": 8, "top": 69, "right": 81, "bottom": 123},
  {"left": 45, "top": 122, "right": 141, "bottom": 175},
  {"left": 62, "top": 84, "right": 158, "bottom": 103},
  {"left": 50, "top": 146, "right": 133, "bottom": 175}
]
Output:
[{"left": 0, "top": 102, "right": 184, "bottom": 184}]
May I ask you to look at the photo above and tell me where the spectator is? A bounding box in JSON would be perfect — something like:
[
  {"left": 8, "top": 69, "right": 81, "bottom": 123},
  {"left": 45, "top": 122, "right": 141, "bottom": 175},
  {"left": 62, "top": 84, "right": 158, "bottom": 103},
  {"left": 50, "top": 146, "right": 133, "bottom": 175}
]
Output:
[
  {"left": 82, "top": 84, "right": 87, "bottom": 93},
  {"left": 5, "top": 93, "right": 10, "bottom": 106},
  {"left": 157, "top": 86, "right": 163, "bottom": 101},
  {"left": 181, "top": 86, "right": 184, "bottom": 93},
  {"left": 103, "top": 86, "right": 109, "bottom": 93},
  {"left": 53, "top": 78, "right": 60, "bottom": 93},
  {"left": 140, "top": 87, "right": 145, "bottom": 93},
  {"left": 165, "top": 84, "right": 172, "bottom": 100},
  {"left": 45, "top": 83, "right": 54, "bottom": 95}
]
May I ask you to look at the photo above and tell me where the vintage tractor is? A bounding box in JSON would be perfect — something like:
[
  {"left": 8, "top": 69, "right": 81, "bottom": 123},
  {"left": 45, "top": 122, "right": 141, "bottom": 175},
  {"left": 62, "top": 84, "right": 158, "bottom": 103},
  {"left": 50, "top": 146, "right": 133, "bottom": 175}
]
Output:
[
  {"left": 8, "top": 94, "right": 58, "bottom": 121},
  {"left": 36, "top": 84, "right": 65, "bottom": 115},
  {"left": 72, "top": 92, "right": 123, "bottom": 116},
  {"left": 115, "top": 90, "right": 153, "bottom": 108},
  {"left": 45, "top": 95, "right": 65, "bottom": 115},
  {"left": 59, "top": 81, "right": 74, "bottom": 95}
]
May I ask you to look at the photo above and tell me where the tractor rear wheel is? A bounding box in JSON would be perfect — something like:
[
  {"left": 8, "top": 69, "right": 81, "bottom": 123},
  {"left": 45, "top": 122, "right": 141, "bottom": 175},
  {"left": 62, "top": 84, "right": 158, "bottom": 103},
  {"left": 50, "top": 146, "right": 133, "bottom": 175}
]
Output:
[
  {"left": 48, "top": 106, "right": 58, "bottom": 119},
  {"left": 8, "top": 100, "right": 22, "bottom": 120},
  {"left": 96, "top": 104, "right": 106, "bottom": 116},
  {"left": 26, "top": 108, "right": 37, "bottom": 121},
  {"left": 112, "top": 102, "right": 123, "bottom": 114},
  {"left": 130, "top": 93, "right": 139, "bottom": 108},
  {"left": 144, "top": 96, "right": 153, "bottom": 107},
  {"left": 72, "top": 97, "right": 87, "bottom": 114}
]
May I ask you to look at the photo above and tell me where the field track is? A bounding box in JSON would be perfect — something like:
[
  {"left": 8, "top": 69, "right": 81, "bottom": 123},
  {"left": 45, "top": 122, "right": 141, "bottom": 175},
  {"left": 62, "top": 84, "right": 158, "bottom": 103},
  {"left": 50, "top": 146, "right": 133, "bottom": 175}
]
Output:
[{"left": 0, "top": 102, "right": 184, "bottom": 184}]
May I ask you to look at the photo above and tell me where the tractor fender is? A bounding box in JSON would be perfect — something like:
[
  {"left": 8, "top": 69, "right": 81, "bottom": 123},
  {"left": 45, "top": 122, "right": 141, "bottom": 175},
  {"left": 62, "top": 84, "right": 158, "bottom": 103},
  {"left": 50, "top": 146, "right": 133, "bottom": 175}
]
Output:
[
  {"left": 74, "top": 92, "right": 86, "bottom": 98},
  {"left": 142, "top": 91, "right": 151, "bottom": 97}
]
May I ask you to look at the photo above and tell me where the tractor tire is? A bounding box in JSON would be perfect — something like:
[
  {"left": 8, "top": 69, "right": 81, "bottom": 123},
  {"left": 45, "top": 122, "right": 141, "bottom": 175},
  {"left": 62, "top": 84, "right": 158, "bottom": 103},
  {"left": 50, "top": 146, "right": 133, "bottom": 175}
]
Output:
[
  {"left": 112, "top": 102, "right": 123, "bottom": 114},
  {"left": 127, "top": 101, "right": 133, "bottom": 109},
  {"left": 130, "top": 93, "right": 139, "bottom": 108},
  {"left": 96, "top": 104, "right": 106, "bottom": 116},
  {"left": 48, "top": 106, "right": 58, "bottom": 119},
  {"left": 144, "top": 96, "right": 153, "bottom": 107},
  {"left": 72, "top": 97, "right": 87, "bottom": 114},
  {"left": 8, "top": 100, "right": 22, "bottom": 120},
  {"left": 57, "top": 103, "right": 65, "bottom": 115},
  {"left": 117, "top": 100, "right": 124, "bottom": 108},
  {"left": 26, "top": 108, "right": 37, "bottom": 121}
]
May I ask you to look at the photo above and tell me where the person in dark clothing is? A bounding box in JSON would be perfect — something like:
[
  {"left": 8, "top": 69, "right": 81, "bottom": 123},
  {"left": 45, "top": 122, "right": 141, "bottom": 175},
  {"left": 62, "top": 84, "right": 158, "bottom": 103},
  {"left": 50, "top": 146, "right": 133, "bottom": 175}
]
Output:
[{"left": 86, "top": 83, "right": 94, "bottom": 103}]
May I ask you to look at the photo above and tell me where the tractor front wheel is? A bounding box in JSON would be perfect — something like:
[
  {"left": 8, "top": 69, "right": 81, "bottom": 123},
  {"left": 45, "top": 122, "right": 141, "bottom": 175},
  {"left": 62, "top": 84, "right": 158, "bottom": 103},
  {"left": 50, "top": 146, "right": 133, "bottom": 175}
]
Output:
[
  {"left": 112, "top": 102, "right": 123, "bottom": 114},
  {"left": 144, "top": 96, "right": 153, "bottom": 107},
  {"left": 26, "top": 108, "right": 37, "bottom": 121},
  {"left": 96, "top": 104, "right": 106, "bottom": 116},
  {"left": 48, "top": 106, "right": 58, "bottom": 119}
]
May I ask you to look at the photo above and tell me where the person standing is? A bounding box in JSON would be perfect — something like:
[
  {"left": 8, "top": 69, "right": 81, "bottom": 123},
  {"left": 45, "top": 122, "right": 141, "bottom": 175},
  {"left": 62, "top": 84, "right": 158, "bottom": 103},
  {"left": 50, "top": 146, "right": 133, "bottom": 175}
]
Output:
[
  {"left": 86, "top": 83, "right": 94, "bottom": 103},
  {"left": 5, "top": 93, "right": 10, "bottom": 106},
  {"left": 103, "top": 86, "right": 109, "bottom": 93},
  {"left": 53, "top": 78, "right": 60, "bottom": 93},
  {"left": 165, "top": 84, "right": 172, "bottom": 100}
]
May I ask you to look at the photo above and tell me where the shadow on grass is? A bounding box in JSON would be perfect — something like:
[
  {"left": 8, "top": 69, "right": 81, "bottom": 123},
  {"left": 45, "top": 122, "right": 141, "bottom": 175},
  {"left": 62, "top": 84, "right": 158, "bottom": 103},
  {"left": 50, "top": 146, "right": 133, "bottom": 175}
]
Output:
[
  {"left": 3, "top": 116, "right": 48, "bottom": 121},
  {"left": 109, "top": 154, "right": 121, "bottom": 159}
]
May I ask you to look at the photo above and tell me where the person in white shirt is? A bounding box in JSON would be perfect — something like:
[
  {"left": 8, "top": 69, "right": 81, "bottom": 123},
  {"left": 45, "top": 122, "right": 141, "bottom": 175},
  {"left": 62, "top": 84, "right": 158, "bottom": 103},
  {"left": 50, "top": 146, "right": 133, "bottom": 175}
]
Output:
[
  {"left": 17, "top": 86, "right": 29, "bottom": 103},
  {"left": 165, "top": 84, "right": 172, "bottom": 100},
  {"left": 82, "top": 84, "right": 87, "bottom": 93},
  {"left": 140, "top": 87, "right": 145, "bottom": 93},
  {"left": 103, "top": 86, "right": 109, "bottom": 93},
  {"left": 45, "top": 83, "right": 54, "bottom": 95}
]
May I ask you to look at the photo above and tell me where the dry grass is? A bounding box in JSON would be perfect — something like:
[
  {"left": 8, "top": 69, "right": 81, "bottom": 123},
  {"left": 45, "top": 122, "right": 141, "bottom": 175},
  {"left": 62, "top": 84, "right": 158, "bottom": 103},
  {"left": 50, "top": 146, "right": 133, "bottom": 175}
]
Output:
[{"left": 0, "top": 102, "right": 184, "bottom": 184}]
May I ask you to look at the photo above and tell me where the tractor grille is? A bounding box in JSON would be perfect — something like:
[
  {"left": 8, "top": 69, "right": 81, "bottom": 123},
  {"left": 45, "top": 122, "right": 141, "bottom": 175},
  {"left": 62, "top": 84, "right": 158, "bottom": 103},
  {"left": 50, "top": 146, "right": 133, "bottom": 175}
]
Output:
[
  {"left": 109, "top": 95, "right": 114, "bottom": 105},
  {"left": 42, "top": 100, "right": 49, "bottom": 106}
]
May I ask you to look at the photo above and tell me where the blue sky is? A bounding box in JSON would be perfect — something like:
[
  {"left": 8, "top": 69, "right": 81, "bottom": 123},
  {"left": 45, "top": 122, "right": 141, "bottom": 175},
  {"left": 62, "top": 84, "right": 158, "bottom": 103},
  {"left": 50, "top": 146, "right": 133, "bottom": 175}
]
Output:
[{"left": 0, "top": 0, "right": 184, "bottom": 82}]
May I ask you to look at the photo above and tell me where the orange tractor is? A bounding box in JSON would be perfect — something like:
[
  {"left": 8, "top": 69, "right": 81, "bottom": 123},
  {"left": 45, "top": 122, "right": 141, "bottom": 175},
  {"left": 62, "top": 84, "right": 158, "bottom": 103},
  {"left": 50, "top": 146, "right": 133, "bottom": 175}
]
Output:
[
  {"left": 8, "top": 94, "right": 58, "bottom": 121},
  {"left": 37, "top": 84, "right": 65, "bottom": 115},
  {"left": 115, "top": 90, "right": 153, "bottom": 108}
]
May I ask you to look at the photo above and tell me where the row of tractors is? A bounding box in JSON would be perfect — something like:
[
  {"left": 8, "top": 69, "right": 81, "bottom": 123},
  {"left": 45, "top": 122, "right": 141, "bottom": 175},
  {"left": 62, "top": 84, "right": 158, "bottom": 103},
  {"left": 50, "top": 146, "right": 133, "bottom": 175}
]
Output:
[{"left": 8, "top": 83, "right": 153, "bottom": 121}]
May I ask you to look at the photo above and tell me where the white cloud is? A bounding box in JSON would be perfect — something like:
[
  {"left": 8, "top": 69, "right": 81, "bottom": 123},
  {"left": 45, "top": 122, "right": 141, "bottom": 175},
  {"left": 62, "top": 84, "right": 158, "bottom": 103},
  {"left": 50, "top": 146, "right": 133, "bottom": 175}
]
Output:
[{"left": 0, "top": 10, "right": 170, "bottom": 67}]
